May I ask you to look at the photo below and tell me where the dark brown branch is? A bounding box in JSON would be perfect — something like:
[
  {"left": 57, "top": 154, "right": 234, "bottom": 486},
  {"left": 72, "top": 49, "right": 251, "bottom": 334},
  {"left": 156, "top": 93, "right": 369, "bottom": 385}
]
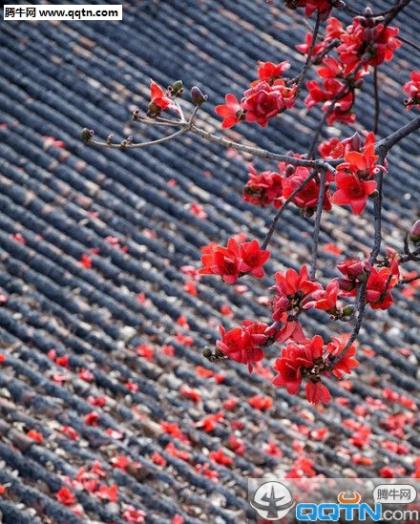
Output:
[
  {"left": 398, "top": 35, "right": 420, "bottom": 53},
  {"left": 373, "top": 67, "right": 380, "bottom": 134},
  {"left": 261, "top": 170, "right": 318, "bottom": 250},
  {"left": 310, "top": 168, "right": 327, "bottom": 279},
  {"left": 295, "top": 12, "right": 321, "bottom": 97},
  {"left": 384, "top": 0, "right": 412, "bottom": 25}
]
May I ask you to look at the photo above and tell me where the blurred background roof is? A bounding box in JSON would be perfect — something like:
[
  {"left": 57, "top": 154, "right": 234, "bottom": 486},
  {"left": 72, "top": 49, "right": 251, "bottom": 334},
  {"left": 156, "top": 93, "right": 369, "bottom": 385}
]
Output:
[{"left": 0, "top": 1, "right": 419, "bottom": 522}]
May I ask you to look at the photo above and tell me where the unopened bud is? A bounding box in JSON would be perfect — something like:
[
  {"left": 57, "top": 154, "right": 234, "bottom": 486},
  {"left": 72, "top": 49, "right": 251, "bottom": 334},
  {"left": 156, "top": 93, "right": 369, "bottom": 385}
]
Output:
[
  {"left": 191, "top": 86, "right": 207, "bottom": 106},
  {"left": 106, "top": 134, "right": 113, "bottom": 145},
  {"left": 409, "top": 220, "right": 420, "bottom": 244},
  {"left": 80, "top": 128, "right": 94, "bottom": 143},
  {"left": 342, "top": 305, "right": 355, "bottom": 317},
  {"left": 202, "top": 347, "right": 212, "bottom": 359},
  {"left": 171, "top": 80, "right": 184, "bottom": 97},
  {"left": 369, "top": 190, "right": 379, "bottom": 199},
  {"left": 132, "top": 108, "right": 141, "bottom": 120},
  {"left": 285, "top": 164, "right": 295, "bottom": 176},
  {"left": 147, "top": 102, "right": 161, "bottom": 118}
]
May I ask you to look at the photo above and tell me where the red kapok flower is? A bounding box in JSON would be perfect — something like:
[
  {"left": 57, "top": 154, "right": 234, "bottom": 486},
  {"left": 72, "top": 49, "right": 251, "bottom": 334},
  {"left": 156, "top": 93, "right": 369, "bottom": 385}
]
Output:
[
  {"left": 332, "top": 171, "right": 377, "bottom": 214},
  {"left": 282, "top": 167, "right": 332, "bottom": 211},
  {"left": 285, "top": 0, "right": 332, "bottom": 19},
  {"left": 272, "top": 265, "right": 321, "bottom": 320},
  {"left": 328, "top": 335, "right": 359, "bottom": 379},
  {"left": 306, "top": 381, "right": 331, "bottom": 404},
  {"left": 403, "top": 71, "right": 420, "bottom": 110},
  {"left": 257, "top": 61, "right": 290, "bottom": 83},
  {"left": 215, "top": 94, "right": 243, "bottom": 129},
  {"left": 366, "top": 267, "right": 398, "bottom": 310},
  {"left": 56, "top": 486, "right": 76, "bottom": 506},
  {"left": 272, "top": 335, "right": 323, "bottom": 395},
  {"left": 217, "top": 320, "right": 269, "bottom": 372},
  {"left": 200, "top": 237, "right": 270, "bottom": 283},
  {"left": 243, "top": 165, "right": 283, "bottom": 208},
  {"left": 243, "top": 80, "right": 295, "bottom": 127},
  {"left": 238, "top": 239, "right": 271, "bottom": 278},
  {"left": 149, "top": 80, "right": 172, "bottom": 110}
]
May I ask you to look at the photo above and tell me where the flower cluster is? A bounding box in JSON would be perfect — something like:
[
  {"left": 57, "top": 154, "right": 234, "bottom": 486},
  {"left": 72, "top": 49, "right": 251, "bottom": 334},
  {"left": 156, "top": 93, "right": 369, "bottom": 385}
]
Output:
[
  {"left": 244, "top": 162, "right": 332, "bottom": 214},
  {"left": 200, "top": 235, "right": 270, "bottom": 283},
  {"left": 301, "top": 13, "right": 400, "bottom": 124},
  {"left": 337, "top": 18, "right": 401, "bottom": 74},
  {"left": 331, "top": 132, "right": 380, "bottom": 215},
  {"left": 243, "top": 165, "right": 284, "bottom": 208},
  {"left": 217, "top": 320, "right": 269, "bottom": 372},
  {"left": 284, "top": 0, "right": 334, "bottom": 20},
  {"left": 215, "top": 61, "right": 296, "bottom": 128},
  {"left": 403, "top": 71, "right": 420, "bottom": 110},
  {"left": 338, "top": 250, "right": 400, "bottom": 310},
  {"left": 273, "top": 335, "right": 358, "bottom": 404}
]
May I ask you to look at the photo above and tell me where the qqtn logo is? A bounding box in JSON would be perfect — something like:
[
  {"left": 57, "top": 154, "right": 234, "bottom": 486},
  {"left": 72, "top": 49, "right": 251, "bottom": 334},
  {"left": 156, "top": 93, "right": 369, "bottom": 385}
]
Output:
[
  {"left": 250, "top": 482, "right": 418, "bottom": 521},
  {"left": 250, "top": 480, "right": 295, "bottom": 520}
]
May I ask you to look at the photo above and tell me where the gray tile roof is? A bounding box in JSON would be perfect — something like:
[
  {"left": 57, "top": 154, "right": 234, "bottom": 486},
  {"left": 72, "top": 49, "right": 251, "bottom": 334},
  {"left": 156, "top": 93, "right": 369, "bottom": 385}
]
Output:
[{"left": 0, "top": 0, "right": 418, "bottom": 522}]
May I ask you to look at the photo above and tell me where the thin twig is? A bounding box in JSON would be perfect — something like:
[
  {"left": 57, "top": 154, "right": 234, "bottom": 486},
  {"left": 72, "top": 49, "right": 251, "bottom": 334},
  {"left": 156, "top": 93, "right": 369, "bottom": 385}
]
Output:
[
  {"left": 295, "top": 12, "right": 321, "bottom": 97},
  {"left": 384, "top": 0, "right": 412, "bottom": 25},
  {"left": 398, "top": 35, "right": 420, "bottom": 53},
  {"left": 89, "top": 127, "right": 188, "bottom": 150},
  {"left": 261, "top": 170, "right": 318, "bottom": 250},
  {"left": 190, "top": 124, "right": 335, "bottom": 171},
  {"left": 373, "top": 67, "right": 380, "bottom": 134},
  {"left": 310, "top": 168, "right": 327, "bottom": 279}
]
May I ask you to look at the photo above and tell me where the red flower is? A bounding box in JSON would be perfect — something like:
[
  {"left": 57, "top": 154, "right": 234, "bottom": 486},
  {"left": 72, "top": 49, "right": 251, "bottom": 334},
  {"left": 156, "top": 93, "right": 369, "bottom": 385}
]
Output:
[
  {"left": 215, "top": 94, "right": 243, "bottom": 128},
  {"left": 243, "top": 165, "right": 283, "bottom": 208},
  {"left": 243, "top": 80, "right": 295, "bottom": 127},
  {"left": 238, "top": 239, "right": 271, "bottom": 278},
  {"left": 56, "top": 486, "right": 76, "bottom": 506},
  {"left": 273, "top": 335, "right": 324, "bottom": 395},
  {"left": 27, "top": 429, "right": 44, "bottom": 444},
  {"left": 338, "top": 21, "right": 401, "bottom": 74},
  {"left": 305, "top": 278, "right": 340, "bottom": 312},
  {"left": 248, "top": 394, "right": 273, "bottom": 411},
  {"left": 272, "top": 265, "right": 321, "bottom": 320},
  {"left": 257, "top": 61, "right": 290, "bottom": 83},
  {"left": 285, "top": 0, "right": 332, "bottom": 19},
  {"left": 217, "top": 320, "right": 268, "bottom": 372},
  {"left": 123, "top": 506, "right": 146, "bottom": 524},
  {"left": 332, "top": 171, "right": 377, "bottom": 214},
  {"left": 337, "top": 258, "right": 367, "bottom": 293},
  {"left": 96, "top": 484, "right": 119, "bottom": 503},
  {"left": 282, "top": 167, "right": 332, "bottom": 211},
  {"left": 366, "top": 267, "right": 398, "bottom": 310},
  {"left": 209, "top": 449, "right": 233, "bottom": 467},
  {"left": 328, "top": 335, "right": 359, "bottom": 378},
  {"left": 319, "top": 137, "right": 345, "bottom": 159},
  {"left": 305, "top": 381, "right": 331, "bottom": 404},
  {"left": 149, "top": 80, "right": 171, "bottom": 110},
  {"left": 200, "top": 237, "right": 270, "bottom": 283},
  {"left": 403, "top": 71, "right": 420, "bottom": 110},
  {"left": 343, "top": 132, "right": 378, "bottom": 178},
  {"left": 273, "top": 334, "right": 358, "bottom": 404},
  {"left": 84, "top": 411, "right": 100, "bottom": 426}
]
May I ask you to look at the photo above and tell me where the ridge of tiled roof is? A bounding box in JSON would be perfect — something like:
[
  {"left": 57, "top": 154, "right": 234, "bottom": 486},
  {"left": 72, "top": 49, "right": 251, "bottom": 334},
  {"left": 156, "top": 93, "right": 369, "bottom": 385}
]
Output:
[{"left": 0, "top": 0, "right": 419, "bottom": 522}]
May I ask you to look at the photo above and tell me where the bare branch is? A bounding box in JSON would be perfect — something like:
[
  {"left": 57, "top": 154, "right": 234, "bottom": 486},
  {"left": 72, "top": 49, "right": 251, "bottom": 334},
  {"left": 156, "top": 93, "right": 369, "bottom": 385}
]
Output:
[
  {"left": 310, "top": 168, "right": 327, "bottom": 279},
  {"left": 261, "top": 170, "right": 318, "bottom": 250},
  {"left": 295, "top": 12, "right": 321, "bottom": 97},
  {"left": 373, "top": 67, "right": 380, "bottom": 134}
]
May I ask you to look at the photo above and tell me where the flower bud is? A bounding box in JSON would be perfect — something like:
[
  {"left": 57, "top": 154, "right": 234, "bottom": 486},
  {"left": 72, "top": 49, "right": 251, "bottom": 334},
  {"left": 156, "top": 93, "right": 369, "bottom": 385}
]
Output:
[
  {"left": 170, "top": 80, "right": 184, "bottom": 97},
  {"left": 80, "top": 128, "right": 94, "bottom": 143},
  {"left": 409, "top": 220, "right": 420, "bottom": 244},
  {"left": 342, "top": 305, "right": 355, "bottom": 317},
  {"left": 191, "top": 86, "right": 207, "bottom": 106},
  {"left": 147, "top": 102, "right": 161, "bottom": 118}
]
